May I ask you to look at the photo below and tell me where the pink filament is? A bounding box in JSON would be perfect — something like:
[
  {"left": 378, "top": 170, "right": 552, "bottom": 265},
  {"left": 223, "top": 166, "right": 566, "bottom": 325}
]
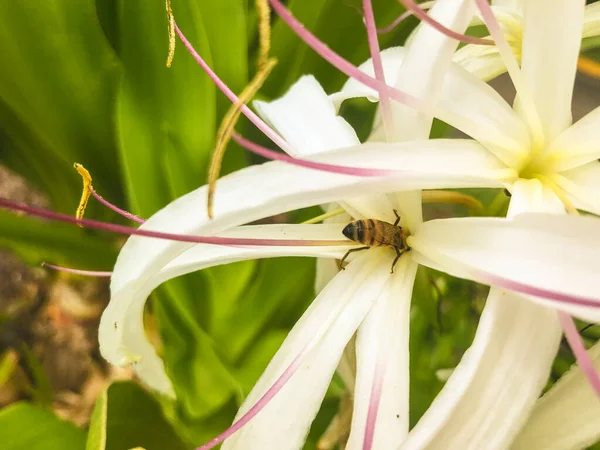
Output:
[
  {"left": 42, "top": 262, "right": 112, "bottom": 277},
  {"left": 267, "top": 0, "right": 429, "bottom": 115},
  {"left": 89, "top": 187, "right": 145, "bottom": 224},
  {"left": 363, "top": 361, "right": 386, "bottom": 450},
  {"left": 196, "top": 348, "right": 307, "bottom": 449},
  {"left": 378, "top": 9, "right": 417, "bottom": 34},
  {"left": 174, "top": 23, "right": 292, "bottom": 154},
  {"left": 397, "top": 0, "right": 493, "bottom": 46},
  {"left": 0, "top": 198, "right": 352, "bottom": 248},
  {"left": 558, "top": 312, "right": 600, "bottom": 396},
  {"left": 362, "top": 0, "right": 393, "bottom": 137},
  {"left": 231, "top": 132, "right": 397, "bottom": 177}
]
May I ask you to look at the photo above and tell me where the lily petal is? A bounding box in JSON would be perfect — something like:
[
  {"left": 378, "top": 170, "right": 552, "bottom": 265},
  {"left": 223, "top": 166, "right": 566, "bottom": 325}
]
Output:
[
  {"left": 554, "top": 161, "right": 600, "bottom": 216},
  {"left": 511, "top": 341, "right": 600, "bottom": 450},
  {"left": 409, "top": 212, "right": 600, "bottom": 321},
  {"left": 401, "top": 179, "right": 562, "bottom": 449},
  {"left": 331, "top": 49, "right": 529, "bottom": 167},
  {"left": 221, "top": 251, "right": 391, "bottom": 449},
  {"left": 547, "top": 105, "right": 600, "bottom": 171},
  {"left": 519, "top": 0, "right": 584, "bottom": 141},
  {"left": 387, "top": 0, "right": 475, "bottom": 140},
  {"left": 400, "top": 289, "right": 561, "bottom": 450},
  {"left": 584, "top": 2, "right": 600, "bottom": 39},
  {"left": 254, "top": 75, "right": 359, "bottom": 157},
  {"left": 346, "top": 257, "right": 418, "bottom": 449}
]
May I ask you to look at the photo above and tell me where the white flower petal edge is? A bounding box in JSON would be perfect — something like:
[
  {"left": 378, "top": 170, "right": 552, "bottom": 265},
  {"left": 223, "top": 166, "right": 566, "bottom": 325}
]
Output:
[
  {"left": 512, "top": 341, "right": 600, "bottom": 450},
  {"left": 346, "top": 257, "right": 418, "bottom": 449},
  {"left": 222, "top": 251, "right": 391, "bottom": 450},
  {"left": 330, "top": 48, "right": 530, "bottom": 167},
  {"left": 398, "top": 179, "right": 563, "bottom": 450},
  {"left": 253, "top": 75, "right": 359, "bottom": 157},
  {"left": 519, "top": 0, "right": 584, "bottom": 141}
]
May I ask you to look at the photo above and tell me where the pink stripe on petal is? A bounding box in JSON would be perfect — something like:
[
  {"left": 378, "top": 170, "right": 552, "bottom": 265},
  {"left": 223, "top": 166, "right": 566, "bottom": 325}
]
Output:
[
  {"left": 398, "top": 0, "right": 493, "bottom": 45},
  {"left": 196, "top": 348, "right": 307, "bottom": 450},
  {"left": 231, "top": 132, "right": 397, "bottom": 177},
  {"left": 267, "top": 0, "right": 428, "bottom": 114},
  {"left": 42, "top": 262, "right": 112, "bottom": 277},
  {"left": 362, "top": 0, "right": 393, "bottom": 136},
  {"left": 472, "top": 268, "right": 600, "bottom": 309},
  {"left": 558, "top": 312, "right": 600, "bottom": 397},
  {"left": 89, "top": 188, "right": 145, "bottom": 224},
  {"left": 363, "top": 361, "right": 386, "bottom": 450},
  {"left": 0, "top": 199, "right": 353, "bottom": 248},
  {"left": 174, "top": 24, "right": 292, "bottom": 154}
]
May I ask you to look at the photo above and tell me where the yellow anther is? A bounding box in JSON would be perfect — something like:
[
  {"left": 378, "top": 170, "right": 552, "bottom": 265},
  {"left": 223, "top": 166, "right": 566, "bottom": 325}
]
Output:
[
  {"left": 165, "top": 0, "right": 176, "bottom": 68},
  {"left": 74, "top": 163, "right": 93, "bottom": 224},
  {"left": 301, "top": 208, "right": 346, "bottom": 224},
  {"left": 256, "top": 0, "right": 272, "bottom": 70},
  {"left": 207, "top": 57, "right": 277, "bottom": 218},
  {"left": 422, "top": 190, "right": 484, "bottom": 213},
  {"left": 577, "top": 55, "right": 600, "bottom": 79}
]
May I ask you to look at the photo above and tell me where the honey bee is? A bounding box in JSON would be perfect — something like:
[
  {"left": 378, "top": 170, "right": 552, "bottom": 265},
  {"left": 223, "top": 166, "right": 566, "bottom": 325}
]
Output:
[{"left": 340, "top": 209, "right": 409, "bottom": 273}]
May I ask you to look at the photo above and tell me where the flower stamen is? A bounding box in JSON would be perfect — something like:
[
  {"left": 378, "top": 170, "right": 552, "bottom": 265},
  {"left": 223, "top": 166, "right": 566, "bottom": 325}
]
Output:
[
  {"left": 377, "top": 1, "right": 435, "bottom": 34},
  {"left": 397, "top": 0, "right": 494, "bottom": 46},
  {"left": 42, "top": 262, "right": 112, "bottom": 277},
  {"left": 165, "top": 0, "right": 176, "bottom": 68}
]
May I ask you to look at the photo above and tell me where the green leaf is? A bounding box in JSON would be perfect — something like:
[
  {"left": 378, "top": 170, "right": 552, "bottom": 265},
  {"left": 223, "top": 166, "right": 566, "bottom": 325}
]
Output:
[
  {"left": 0, "top": 210, "right": 117, "bottom": 269},
  {"left": 0, "top": 403, "right": 86, "bottom": 450},
  {"left": 86, "top": 381, "right": 188, "bottom": 450},
  {"left": 0, "top": 0, "right": 122, "bottom": 210}
]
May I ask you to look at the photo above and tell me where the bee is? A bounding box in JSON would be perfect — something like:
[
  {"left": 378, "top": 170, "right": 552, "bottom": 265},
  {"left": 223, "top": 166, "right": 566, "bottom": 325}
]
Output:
[{"left": 340, "top": 209, "right": 409, "bottom": 273}]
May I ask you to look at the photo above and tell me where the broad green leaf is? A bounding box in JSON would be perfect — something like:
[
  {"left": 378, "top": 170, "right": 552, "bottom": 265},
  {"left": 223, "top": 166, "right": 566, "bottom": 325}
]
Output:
[
  {"left": 0, "top": 0, "right": 122, "bottom": 209},
  {"left": 153, "top": 287, "right": 241, "bottom": 420},
  {"left": 0, "top": 210, "right": 117, "bottom": 269},
  {"left": 86, "top": 381, "right": 188, "bottom": 450},
  {"left": 213, "top": 257, "right": 315, "bottom": 362},
  {"left": 0, "top": 403, "right": 86, "bottom": 450}
]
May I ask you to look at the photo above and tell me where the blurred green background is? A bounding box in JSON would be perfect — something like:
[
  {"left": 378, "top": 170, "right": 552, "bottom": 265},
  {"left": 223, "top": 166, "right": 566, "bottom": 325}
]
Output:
[{"left": 1, "top": 1, "right": 599, "bottom": 449}]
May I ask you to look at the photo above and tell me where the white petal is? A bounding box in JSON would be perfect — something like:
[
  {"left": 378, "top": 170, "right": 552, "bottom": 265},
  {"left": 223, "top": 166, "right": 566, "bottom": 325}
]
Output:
[
  {"left": 331, "top": 49, "right": 529, "bottom": 167},
  {"left": 222, "top": 251, "right": 392, "bottom": 450},
  {"left": 254, "top": 75, "right": 359, "bottom": 157},
  {"left": 346, "top": 257, "right": 418, "bottom": 449},
  {"left": 315, "top": 206, "right": 351, "bottom": 294},
  {"left": 453, "top": 46, "right": 505, "bottom": 81},
  {"left": 584, "top": 1, "right": 600, "bottom": 39},
  {"left": 101, "top": 140, "right": 510, "bottom": 394},
  {"left": 512, "top": 341, "right": 600, "bottom": 450},
  {"left": 400, "top": 289, "right": 561, "bottom": 450},
  {"left": 492, "top": 0, "right": 523, "bottom": 10},
  {"left": 387, "top": 0, "right": 475, "bottom": 140},
  {"left": 554, "top": 161, "right": 600, "bottom": 216},
  {"left": 519, "top": 0, "right": 584, "bottom": 141},
  {"left": 547, "top": 105, "right": 600, "bottom": 171},
  {"left": 100, "top": 223, "right": 354, "bottom": 394},
  {"left": 409, "top": 212, "right": 600, "bottom": 321}
]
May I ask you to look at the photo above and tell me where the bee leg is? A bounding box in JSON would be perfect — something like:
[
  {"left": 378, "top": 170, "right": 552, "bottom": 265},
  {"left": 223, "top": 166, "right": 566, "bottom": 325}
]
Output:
[
  {"left": 390, "top": 247, "right": 402, "bottom": 273},
  {"left": 338, "top": 247, "right": 370, "bottom": 271},
  {"left": 393, "top": 209, "right": 401, "bottom": 227}
]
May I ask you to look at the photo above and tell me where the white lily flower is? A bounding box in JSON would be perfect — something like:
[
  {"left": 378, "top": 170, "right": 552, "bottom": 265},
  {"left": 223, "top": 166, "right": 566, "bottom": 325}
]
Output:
[
  {"left": 98, "top": 0, "right": 600, "bottom": 449},
  {"left": 453, "top": 0, "right": 600, "bottom": 82},
  {"left": 330, "top": 0, "right": 600, "bottom": 447}
]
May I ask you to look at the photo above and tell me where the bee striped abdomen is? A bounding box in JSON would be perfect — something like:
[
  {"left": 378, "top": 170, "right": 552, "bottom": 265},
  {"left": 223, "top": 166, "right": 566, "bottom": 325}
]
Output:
[{"left": 340, "top": 211, "right": 410, "bottom": 273}]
